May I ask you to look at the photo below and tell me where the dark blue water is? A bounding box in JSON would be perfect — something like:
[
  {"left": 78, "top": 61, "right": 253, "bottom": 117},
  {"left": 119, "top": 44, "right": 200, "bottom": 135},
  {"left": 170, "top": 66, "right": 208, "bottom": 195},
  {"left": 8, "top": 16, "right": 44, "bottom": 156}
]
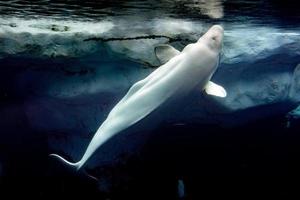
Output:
[{"left": 1, "top": 0, "right": 300, "bottom": 199}]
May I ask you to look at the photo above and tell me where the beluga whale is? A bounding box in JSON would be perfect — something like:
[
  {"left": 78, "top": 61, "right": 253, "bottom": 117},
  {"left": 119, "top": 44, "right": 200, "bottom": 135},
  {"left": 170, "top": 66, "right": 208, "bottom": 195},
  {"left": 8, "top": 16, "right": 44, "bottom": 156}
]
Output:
[{"left": 50, "top": 25, "right": 227, "bottom": 171}]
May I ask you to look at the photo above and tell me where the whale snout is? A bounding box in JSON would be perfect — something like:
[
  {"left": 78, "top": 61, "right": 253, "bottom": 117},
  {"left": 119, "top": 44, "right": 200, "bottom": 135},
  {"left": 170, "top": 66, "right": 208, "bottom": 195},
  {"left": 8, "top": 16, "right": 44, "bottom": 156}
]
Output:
[
  {"left": 198, "top": 25, "right": 224, "bottom": 52},
  {"left": 211, "top": 25, "right": 224, "bottom": 32},
  {"left": 207, "top": 25, "right": 224, "bottom": 42}
]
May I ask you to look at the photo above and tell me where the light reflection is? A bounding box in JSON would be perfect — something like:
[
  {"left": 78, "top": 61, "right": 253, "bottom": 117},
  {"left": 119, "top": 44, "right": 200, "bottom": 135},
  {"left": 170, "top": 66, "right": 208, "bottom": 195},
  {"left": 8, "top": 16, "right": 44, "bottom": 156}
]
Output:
[{"left": 176, "top": 0, "right": 224, "bottom": 19}]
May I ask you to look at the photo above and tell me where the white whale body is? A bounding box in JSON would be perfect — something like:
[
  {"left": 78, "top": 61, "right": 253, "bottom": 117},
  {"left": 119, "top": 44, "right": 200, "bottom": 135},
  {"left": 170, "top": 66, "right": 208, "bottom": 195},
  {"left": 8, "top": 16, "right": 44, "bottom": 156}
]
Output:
[{"left": 50, "top": 25, "right": 226, "bottom": 170}]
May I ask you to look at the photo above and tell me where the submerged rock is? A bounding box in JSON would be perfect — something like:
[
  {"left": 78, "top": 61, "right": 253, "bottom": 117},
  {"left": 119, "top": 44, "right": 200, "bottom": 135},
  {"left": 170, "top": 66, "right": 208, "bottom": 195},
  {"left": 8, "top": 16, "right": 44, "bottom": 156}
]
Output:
[
  {"left": 1, "top": 18, "right": 300, "bottom": 64},
  {"left": 29, "top": 24, "right": 70, "bottom": 32},
  {"left": 286, "top": 104, "right": 300, "bottom": 128}
]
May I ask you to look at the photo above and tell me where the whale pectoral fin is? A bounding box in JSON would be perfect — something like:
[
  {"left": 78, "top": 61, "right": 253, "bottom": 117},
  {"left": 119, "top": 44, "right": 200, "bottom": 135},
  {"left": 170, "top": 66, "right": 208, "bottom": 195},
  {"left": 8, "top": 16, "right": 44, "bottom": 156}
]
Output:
[
  {"left": 204, "top": 81, "right": 227, "bottom": 98},
  {"left": 155, "top": 44, "right": 180, "bottom": 64}
]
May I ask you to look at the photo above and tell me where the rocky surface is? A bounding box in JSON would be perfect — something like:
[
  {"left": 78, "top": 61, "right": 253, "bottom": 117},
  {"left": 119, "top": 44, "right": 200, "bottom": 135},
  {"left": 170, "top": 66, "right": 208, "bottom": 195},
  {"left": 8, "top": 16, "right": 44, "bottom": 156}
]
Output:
[{"left": 1, "top": 18, "right": 300, "bottom": 63}]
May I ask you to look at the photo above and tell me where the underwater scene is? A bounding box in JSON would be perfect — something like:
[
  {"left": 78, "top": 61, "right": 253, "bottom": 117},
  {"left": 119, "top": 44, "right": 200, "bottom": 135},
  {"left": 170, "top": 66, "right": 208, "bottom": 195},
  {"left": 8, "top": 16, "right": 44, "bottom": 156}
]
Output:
[{"left": 1, "top": 0, "right": 300, "bottom": 198}]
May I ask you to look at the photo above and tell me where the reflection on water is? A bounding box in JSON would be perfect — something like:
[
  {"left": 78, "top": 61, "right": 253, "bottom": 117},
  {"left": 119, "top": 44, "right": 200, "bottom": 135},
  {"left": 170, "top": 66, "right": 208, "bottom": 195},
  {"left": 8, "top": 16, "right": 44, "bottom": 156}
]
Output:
[
  {"left": 0, "top": 0, "right": 299, "bottom": 27},
  {"left": 175, "top": 0, "right": 224, "bottom": 19}
]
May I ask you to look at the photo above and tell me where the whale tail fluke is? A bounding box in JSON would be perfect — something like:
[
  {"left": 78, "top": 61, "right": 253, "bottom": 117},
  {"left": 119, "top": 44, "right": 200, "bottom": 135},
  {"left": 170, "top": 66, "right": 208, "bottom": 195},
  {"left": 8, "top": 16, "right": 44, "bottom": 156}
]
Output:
[
  {"left": 49, "top": 153, "right": 81, "bottom": 170},
  {"left": 49, "top": 154, "right": 99, "bottom": 181}
]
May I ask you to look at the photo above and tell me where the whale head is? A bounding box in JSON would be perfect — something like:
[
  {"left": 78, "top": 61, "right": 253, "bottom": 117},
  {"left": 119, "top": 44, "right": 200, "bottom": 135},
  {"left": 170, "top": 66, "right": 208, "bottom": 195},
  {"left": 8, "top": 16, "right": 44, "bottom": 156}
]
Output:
[
  {"left": 182, "top": 25, "right": 223, "bottom": 54},
  {"left": 155, "top": 25, "right": 224, "bottom": 68},
  {"left": 199, "top": 25, "right": 224, "bottom": 53},
  {"left": 181, "top": 25, "right": 224, "bottom": 70}
]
